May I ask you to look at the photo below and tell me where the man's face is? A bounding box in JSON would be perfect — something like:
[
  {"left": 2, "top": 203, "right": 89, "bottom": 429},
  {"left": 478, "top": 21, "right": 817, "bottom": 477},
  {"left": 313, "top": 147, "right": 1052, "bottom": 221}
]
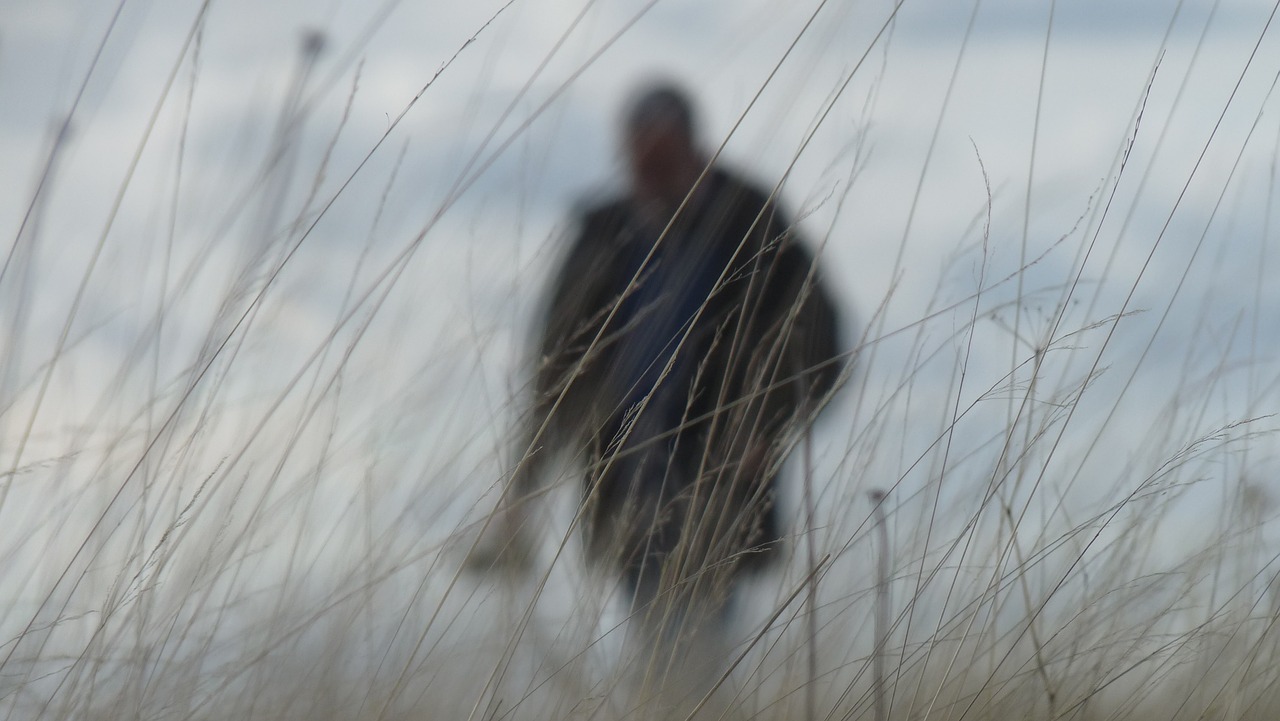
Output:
[{"left": 626, "top": 120, "right": 694, "bottom": 204}]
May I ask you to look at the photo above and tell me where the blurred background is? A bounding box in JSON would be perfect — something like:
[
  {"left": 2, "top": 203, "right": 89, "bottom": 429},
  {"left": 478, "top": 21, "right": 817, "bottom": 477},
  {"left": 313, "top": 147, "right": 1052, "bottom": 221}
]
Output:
[{"left": 3, "top": 0, "right": 1280, "bottom": 718}]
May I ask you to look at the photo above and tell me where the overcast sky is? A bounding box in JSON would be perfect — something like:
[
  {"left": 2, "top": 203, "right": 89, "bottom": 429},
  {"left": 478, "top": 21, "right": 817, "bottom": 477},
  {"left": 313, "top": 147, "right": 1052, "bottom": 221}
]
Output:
[{"left": 4, "top": 0, "right": 1280, "bottom": 559}]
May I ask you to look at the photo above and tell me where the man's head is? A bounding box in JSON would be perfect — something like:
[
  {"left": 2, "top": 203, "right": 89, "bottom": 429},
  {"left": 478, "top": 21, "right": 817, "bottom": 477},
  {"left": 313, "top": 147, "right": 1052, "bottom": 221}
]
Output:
[{"left": 622, "top": 83, "right": 703, "bottom": 206}]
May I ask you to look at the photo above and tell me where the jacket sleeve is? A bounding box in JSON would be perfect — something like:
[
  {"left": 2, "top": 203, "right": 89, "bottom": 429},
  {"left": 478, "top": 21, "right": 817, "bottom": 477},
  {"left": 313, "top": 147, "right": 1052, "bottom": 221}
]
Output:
[
  {"left": 774, "top": 239, "right": 842, "bottom": 407},
  {"left": 512, "top": 209, "right": 624, "bottom": 489},
  {"left": 731, "top": 207, "right": 844, "bottom": 444}
]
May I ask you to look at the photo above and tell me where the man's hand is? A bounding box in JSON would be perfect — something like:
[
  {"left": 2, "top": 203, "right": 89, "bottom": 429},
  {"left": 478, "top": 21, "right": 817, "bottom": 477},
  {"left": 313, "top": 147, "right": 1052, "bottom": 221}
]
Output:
[{"left": 462, "top": 502, "right": 538, "bottom": 574}]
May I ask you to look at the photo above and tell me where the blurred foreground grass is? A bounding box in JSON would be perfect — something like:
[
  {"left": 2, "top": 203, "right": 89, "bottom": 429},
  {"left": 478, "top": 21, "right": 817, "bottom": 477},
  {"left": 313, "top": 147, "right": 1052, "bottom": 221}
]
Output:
[{"left": 4, "top": 1, "right": 1280, "bottom": 719}]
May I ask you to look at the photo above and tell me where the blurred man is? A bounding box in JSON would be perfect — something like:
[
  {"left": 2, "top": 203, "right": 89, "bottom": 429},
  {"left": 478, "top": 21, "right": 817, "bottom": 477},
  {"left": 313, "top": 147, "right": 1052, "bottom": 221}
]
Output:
[{"left": 479, "top": 82, "right": 843, "bottom": 622}]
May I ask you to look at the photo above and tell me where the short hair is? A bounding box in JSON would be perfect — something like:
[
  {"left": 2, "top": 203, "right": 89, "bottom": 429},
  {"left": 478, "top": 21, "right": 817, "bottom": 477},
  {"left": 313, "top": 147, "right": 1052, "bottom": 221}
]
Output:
[{"left": 623, "top": 82, "right": 696, "bottom": 139}]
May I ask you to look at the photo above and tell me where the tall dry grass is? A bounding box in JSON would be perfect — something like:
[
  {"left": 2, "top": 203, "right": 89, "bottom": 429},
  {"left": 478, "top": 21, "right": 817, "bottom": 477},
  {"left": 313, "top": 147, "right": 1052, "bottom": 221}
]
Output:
[{"left": 3, "top": 0, "right": 1280, "bottom": 719}]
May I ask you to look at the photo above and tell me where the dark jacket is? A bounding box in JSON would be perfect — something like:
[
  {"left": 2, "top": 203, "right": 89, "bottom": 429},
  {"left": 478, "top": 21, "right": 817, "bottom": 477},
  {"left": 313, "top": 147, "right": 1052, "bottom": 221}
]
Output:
[{"left": 522, "top": 166, "right": 842, "bottom": 581}]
